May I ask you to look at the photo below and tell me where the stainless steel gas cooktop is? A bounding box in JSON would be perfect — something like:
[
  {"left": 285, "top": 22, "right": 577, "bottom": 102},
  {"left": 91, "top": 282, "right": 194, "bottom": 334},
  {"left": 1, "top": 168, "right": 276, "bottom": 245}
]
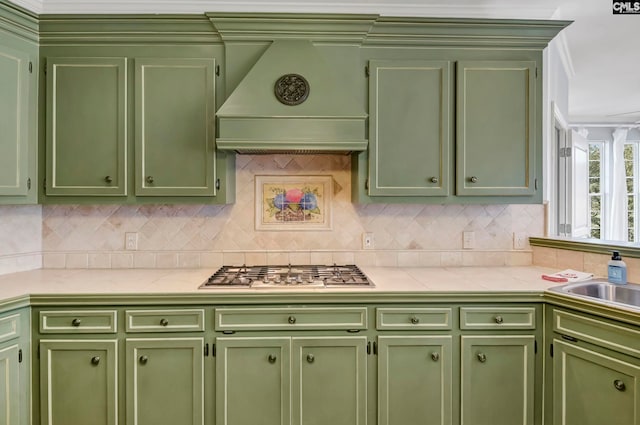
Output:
[{"left": 200, "top": 264, "right": 373, "bottom": 289}]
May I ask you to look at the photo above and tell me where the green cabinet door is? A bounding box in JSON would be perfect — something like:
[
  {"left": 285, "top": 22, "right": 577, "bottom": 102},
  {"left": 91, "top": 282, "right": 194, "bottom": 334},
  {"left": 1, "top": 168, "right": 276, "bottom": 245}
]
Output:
[
  {"left": 216, "top": 337, "right": 291, "bottom": 425},
  {"left": 461, "top": 335, "right": 535, "bottom": 425},
  {"left": 39, "top": 339, "right": 117, "bottom": 425},
  {"left": 292, "top": 336, "right": 367, "bottom": 425},
  {"left": 0, "top": 46, "right": 30, "bottom": 198},
  {"left": 126, "top": 338, "right": 204, "bottom": 425},
  {"left": 368, "top": 60, "right": 451, "bottom": 196},
  {"left": 0, "top": 343, "right": 20, "bottom": 425},
  {"left": 456, "top": 61, "right": 536, "bottom": 196},
  {"left": 46, "top": 57, "right": 127, "bottom": 196},
  {"left": 553, "top": 340, "right": 640, "bottom": 425},
  {"left": 378, "top": 336, "right": 453, "bottom": 425},
  {"left": 135, "top": 58, "right": 216, "bottom": 196}
]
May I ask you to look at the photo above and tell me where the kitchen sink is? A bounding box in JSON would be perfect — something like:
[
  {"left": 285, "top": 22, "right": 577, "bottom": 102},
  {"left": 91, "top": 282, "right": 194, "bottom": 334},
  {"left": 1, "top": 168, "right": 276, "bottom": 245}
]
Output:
[{"left": 550, "top": 280, "right": 640, "bottom": 309}]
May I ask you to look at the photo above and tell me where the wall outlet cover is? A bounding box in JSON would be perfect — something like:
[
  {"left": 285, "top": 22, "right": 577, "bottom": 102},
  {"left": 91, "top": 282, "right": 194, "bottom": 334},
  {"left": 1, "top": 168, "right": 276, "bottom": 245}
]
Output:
[{"left": 125, "top": 232, "right": 138, "bottom": 250}]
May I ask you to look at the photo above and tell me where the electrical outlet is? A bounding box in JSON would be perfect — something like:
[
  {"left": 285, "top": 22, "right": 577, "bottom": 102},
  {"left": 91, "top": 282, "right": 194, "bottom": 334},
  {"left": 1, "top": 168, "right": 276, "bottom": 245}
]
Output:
[
  {"left": 362, "top": 232, "right": 374, "bottom": 250},
  {"left": 463, "top": 231, "right": 475, "bottom": 249},
  {"left": 125, "top": 232, "right": 138, "bottom": 250},
  {"left": 513, "top": 232, "right": 528, "bottom": 250}
]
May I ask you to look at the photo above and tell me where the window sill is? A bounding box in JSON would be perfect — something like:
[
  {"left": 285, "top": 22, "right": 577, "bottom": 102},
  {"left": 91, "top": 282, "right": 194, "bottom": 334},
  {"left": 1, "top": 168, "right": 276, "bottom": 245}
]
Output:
[{"left": 529, "top": 237, "right": 640, "bottom": 259}]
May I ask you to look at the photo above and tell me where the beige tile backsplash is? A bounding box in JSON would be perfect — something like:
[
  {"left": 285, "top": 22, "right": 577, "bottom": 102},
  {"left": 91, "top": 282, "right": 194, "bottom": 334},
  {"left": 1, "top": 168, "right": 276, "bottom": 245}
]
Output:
[
  {"left": 37, "top": 155, "right": 543, "bottom": 269},
  {"left": 0, "top": 205, "right": 42, "bottom": 274}
]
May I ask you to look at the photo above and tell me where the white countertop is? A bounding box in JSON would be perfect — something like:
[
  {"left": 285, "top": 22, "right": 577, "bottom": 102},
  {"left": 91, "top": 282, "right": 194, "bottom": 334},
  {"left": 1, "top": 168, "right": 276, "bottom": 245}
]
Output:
[{"left": 0, "top": 265, "right": 559, "bottom": 302}]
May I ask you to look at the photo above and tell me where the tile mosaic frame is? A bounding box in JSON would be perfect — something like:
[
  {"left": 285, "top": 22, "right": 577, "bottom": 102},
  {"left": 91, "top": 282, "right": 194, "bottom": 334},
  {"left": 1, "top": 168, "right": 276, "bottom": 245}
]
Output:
[{"left": 255, "top": 175, "right": 332, "bottom": 231}]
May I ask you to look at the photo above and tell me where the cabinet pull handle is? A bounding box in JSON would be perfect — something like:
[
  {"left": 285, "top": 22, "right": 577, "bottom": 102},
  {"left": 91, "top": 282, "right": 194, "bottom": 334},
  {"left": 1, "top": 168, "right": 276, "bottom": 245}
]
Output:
[
  {"left": 139, "top": 355, "right": 149, "bottom": 364},
  {"left": 469, "top": 176, "right": 478, "bottom": 183},
  {"left": 410, "top": 316, "right": 420, "bottom": 324},
  {"left": 288, "top": 316, "right": 297, "bottom": 324},
  {"left": 306, "top": 354, "right": 315, "bottom": 363},
  {"left": 71, "top": 318, "right": 81, "bottom": 327},
  {"left": 104, "top": 176, "right": 113, "bottom": 184},
  {"left": 91, "top": 356, "right": 100, "bottom": 365},
  {"left": 146, "top": 176, "right": 154, "bottom": 184},
  {"left": 494, "top": 315, "right": 504, "bottom": 324},
  {"left": 268, "top": 354, "right": 277, "bottom": 364},
  {"left": 477, "top": 353, "right": 487, "bottom": 363},
  {"left": 160, "top": 318, "right": 169, "bottom": 326},
  {"left": 431, "top": 352, "right": 440, "bottom": 362},
  {"left": 430, "top": 177, "right": 439, "bottom": 183},
  {"left": 614, "top": 380, "right": 626, "bottom": 391}
]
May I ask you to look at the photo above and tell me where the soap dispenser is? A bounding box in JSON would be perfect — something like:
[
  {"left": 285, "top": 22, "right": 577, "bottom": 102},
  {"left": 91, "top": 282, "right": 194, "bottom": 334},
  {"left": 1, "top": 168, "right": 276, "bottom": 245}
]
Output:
[{"left": 608, "top": 251, "right": 627, "bottom": 284}]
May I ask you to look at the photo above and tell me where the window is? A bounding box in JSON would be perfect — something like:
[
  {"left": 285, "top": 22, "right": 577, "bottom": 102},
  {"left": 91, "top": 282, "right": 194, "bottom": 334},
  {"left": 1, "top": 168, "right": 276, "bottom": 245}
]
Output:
[
  {"left": 588, "top": 142, "right": 603, "bottom": 239},
  {"left": 625, "top": 142, "right": 638, "bottom": 242}
]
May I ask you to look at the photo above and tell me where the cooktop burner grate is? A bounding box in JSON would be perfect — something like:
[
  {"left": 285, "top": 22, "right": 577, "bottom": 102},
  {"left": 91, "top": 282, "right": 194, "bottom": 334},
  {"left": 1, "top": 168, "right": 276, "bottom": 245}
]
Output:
[{"left": 200, "top": 264, "right": 373, "bottom": 288}]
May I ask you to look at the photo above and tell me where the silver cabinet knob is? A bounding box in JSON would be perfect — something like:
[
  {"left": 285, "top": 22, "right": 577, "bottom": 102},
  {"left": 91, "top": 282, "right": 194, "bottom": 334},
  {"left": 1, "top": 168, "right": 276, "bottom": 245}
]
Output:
[
  {"left": 71, "top": 318, "right": 81, "bottom": 327},
  {"left": 268, "top": 354, "right": 277, "bottom": 364},
  {"left": 430, "top": 177, "right": 439, "bottom": 183},
  {"left": 146, "top": 176, "right": 154, "bottom": 184},
  {"left": 470, "top": 176, "right": 478, "bottom": 183},
  {"left": 431, "top": 352, "right": 440, "bottom": 362},
  {"left": 91, "top": 356, "right": 100, "bottom": 365},
  {"left": 139, "top": 355, "right": 149, "bottom": 364},
  {"left": 410, "top": 316, "right": 420, "bottom": 325},
  {"left": 614, "top": 380, "right": 626, "bottom": 391},
  {"left": 477, "top": 353, "right": 487, "bottom": 363},
  {"left": 494, "top": 316, "right": 504, "bottom": 324},
  {"left": 306, "top": 354, "right": 315, "bottom": 363},
  {"left": 104, "top": 176, "right": 113, "bottom": 184},
  {"left": 160, "top": 318, "right": 169, "bottom": 327},
  {"left": 288, "top": 316, "right": 297, "bottom": 324}
]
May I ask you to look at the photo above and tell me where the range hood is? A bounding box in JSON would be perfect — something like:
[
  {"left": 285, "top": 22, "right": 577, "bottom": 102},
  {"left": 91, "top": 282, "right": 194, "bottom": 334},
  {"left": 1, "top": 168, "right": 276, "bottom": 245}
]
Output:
[{"left": 215, "top": 39, "right": 368, "bottom": 154}]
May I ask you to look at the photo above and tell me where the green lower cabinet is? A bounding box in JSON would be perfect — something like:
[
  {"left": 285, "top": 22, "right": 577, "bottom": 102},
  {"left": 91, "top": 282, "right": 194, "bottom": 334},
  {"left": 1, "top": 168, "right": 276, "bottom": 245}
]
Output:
[
  {"left": 292, "top": 337, "right": 367, "bottom": 425},
  {"left": 126, "top": 338, "right": 204, "bottom": 425},
  {"left": 460, "top": 335, "right": 535, "bottom": 425},
  {"left": 0, "top": 343, "right": 20, "bottom": 425},
  {"left": 216, "top": 337, "right": 291, "bottom": 425},
  {"left": 377, "top": 335, "right": 452, "bottom": 425},
  {"left": 553, "top": 340, "right": 640, "bottom": 425},
  {"left": 39, "top": 339, "right": 117, "bottom": 425}
]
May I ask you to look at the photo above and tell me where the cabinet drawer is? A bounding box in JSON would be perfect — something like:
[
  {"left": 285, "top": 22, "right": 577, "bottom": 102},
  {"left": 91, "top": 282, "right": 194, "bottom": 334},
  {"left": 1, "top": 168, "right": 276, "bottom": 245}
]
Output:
[
  {"left": 553, "top": 309, "right": 640, "bottom": 358},
  {"left": 376, "top": 308, "right": 452, "bottom": 330},
  {"left": 0, "top": 313, "right": 21, "bottom": 343},
  {"left": 460, "top": 307, "right": 536, "bottom": 330},
  {"left": 125, "top": 309, "right": 205, "bottom": 333},
  {"left": 40, "top": 310, "right": 117, "bottom": 334},
  {"left": 215, "top": 307, "right": 368, "bottom": 331}
]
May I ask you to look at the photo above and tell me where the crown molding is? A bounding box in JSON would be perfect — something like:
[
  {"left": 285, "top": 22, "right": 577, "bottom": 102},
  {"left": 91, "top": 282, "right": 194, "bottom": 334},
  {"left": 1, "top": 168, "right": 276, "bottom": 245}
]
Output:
[
  {"left": 31, "top": 0, "right": 558, "bottom": 19},
  {"left": 7, "top": 0, "right": 42, "bottom": 14},
  {"left": 553, "top": 30, "right": 575, "bottom": 78}
]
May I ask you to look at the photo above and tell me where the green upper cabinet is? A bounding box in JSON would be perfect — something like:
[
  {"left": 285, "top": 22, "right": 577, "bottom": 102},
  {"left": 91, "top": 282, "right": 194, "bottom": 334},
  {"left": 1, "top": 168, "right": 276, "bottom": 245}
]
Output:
[
  {"left": 0, "top": 46, "right": 30, "bottom": 198},
  {"left": 45, "top": 57, "right": 127, "bottom": 196},
  {"left": 456, "top": 61, "right": 536, "bottom": 196},
  {"left": 368, "top": 60, "right": 451, "bottom": 196},
  {"left": 0, "top": 4, "right": 38, "bottom": 206},
  {"left": 135, "top": 58, "right": 216, "bottom": 197}
]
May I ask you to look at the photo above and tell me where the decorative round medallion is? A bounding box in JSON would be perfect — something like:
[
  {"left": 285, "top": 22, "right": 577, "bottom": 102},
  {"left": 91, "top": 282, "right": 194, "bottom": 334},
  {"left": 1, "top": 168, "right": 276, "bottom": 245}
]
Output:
[{"left": 274, "top": 74, "right": 310, "bottom": 106}]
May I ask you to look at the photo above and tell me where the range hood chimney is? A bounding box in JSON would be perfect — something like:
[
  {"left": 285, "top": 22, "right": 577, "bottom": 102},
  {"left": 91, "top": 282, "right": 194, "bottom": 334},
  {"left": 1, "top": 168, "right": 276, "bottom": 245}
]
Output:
[{"left": 215, "top": 39, "right": 368, "bottom": 154}]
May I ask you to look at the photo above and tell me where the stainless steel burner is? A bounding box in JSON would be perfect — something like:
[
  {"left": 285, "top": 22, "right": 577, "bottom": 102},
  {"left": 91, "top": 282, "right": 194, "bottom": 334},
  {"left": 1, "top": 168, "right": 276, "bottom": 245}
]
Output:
[{"left": 200, "top": 264, "right": 373, "bottom": 288}]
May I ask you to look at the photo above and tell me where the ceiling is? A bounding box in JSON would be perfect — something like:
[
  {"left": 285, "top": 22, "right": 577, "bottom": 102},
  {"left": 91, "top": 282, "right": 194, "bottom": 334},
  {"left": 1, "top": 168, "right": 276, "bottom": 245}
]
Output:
[{"left": 9, "top": 0, "right": 640, "bottom": 125}]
